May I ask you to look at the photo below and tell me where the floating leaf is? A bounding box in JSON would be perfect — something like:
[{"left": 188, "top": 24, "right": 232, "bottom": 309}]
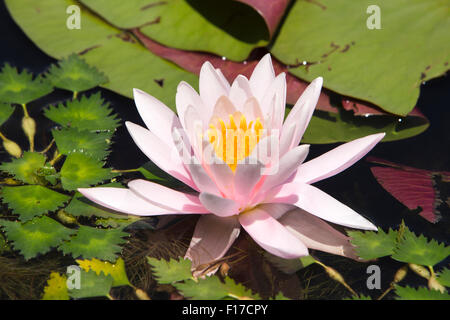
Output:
[
  {"left": 59, "top": 225, "right": 128, "bottom": 262},
  {"left": 271, "top": 0, "right": 450, "bottom": 116},
  {"left": 391, "top": 227, "right": 450, "bottom": 266},
  {"left": 134, "top": 29, "right": 428, "bottom": 143},
  {"left": 1, "top": 185, "right": 70, "bottom": 221},
  {"left": 368, "top": 157, "right": 449, "bottom": 223},
  {"left": 147, "top": 257, "right": 193, "bottom": 284},
  {"left": 44, "top": 92, "right": 120, "bottom": 133},
  {"left": 60, "top": 152, "right": 115, "bottom": 191},
  {"left": 5, "top": 0, "right": 198, "bottom": 108},
  {"left": 46, "top": 53, "right": 108, "bottom": 92},
  {"left": 42, "top": 272, "right": 70, "bottom": 300},
  {"left": 68, "top": 270, "right": 113, "bottom": 299},
  {"left": 81, "top": 0, "right": 269, "bottom": 61},
  {"left": 348, "top": 228, "right": 398, "bottom": 260},
  {"left": 0, "top": 216, "right": 75, "bottom": 260},
  {"left": 76, "top": 257, "right": 130, "bottom": 287},
  {"left": 395, "top": 285, "right": 450, "bottom": 300},
  {"left": 436, "top": 268, "right": 450, "bottom": 287},
  {"left": 0, "top": 151, "right": 46, "bottom": 184},
  {"left": 174, "top": 276, "right": 260, "bottom": 300},
  {"left": 52, "top": 127, "right": 111, "bottom": 161},
  {"left": 0, "top": 103, "right": 14, "bottom": 126},
  {"left": 0, "top": 63, "right": 52, "bottom": 104}
]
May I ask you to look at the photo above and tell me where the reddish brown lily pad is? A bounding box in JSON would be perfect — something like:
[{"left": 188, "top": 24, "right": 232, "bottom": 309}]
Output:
[{"left": 368, "top": 157, "right": 450, "bottom": 223}]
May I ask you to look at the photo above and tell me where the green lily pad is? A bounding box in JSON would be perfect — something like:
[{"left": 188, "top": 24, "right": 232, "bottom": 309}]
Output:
[
  {"left": 0, "top": 151, "right": 46, "bottom": 184},
  {"left": 271, "top": 0, "right": 450, "bottom": 116},
  {"left": 52, "top": 127, "right": 112, "bottom": 161},
  {"left": 395, "top": 285, "right": 450, "bottom": 300},
  {"left": 80, "top": 0, "right": 269, "bottom": 61},
  {"left": 0, "top": 216, "right": 75, "bottom": 260},
  {"left": 46, "top": 53, "right": 108, "bottom": 92},
  {"left": 1, "top": 185, "right": 71, "bottom": 221},
  {"left": 348, "top": 228, "right": 398, "bottom": 260},
  {"left": 59, "top": 225, "right": 129, "bottom": 262},
  {"left": 436, "top": 268, "right": 450, "bottom": 287},
  {"left": 77, "top": 257, "right": 131, "bottom": 287},
  {"left": 42, "top": 272, "right": 70, "bottom": 300},
  {"left": 0, "top": 63, "right": 53, "bottom": 104},
  {"left": 147, "top": 257, "right": 193, "bottom": 284},
  {"left": 44, "top": 92, "right": 120, "bottom": 133},
  {"left": 68, "top": 270, "right": 113, "bottom": 299},
  {"left": 5, "top": 0, "right": 198, "bottom": 107},
  {"left": 391, "top": 227, "right": 450, "bottom": 266},
  {"left": 0, "top": 103, "right": 14, "bottom": 126},
  {"left": 60, "top": 152, "right": 116, "bottom": 191},
  {"left": 302, "top": 109, "right": 429, "bottom": 144}
]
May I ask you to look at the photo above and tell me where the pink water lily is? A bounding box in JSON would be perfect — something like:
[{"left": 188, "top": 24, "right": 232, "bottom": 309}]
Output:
[{"left": 79, "top": 54, "right": 384, "bottom": 272}]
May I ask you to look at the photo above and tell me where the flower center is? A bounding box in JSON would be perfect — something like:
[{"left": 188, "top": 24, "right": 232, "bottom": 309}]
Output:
[{"left": 207, "top": 112, "right": 263, "bottom": 172}]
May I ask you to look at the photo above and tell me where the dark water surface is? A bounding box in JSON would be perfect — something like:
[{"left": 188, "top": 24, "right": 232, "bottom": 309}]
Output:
[{"left": 0, "top": 1, "right": 448, "bottom": 299}]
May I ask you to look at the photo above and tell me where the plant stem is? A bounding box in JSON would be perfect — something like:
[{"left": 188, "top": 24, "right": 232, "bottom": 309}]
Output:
[
  {"left": 40, "top": 139, "right": 55, "bottom": 154},
  {"left": 73, "top": 91, "right": 78, "bottom": 100}
]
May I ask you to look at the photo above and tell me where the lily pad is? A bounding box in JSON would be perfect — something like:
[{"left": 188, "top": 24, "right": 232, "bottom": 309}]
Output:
[
  {"left": 5, "top": 0, "right": 198, "bottom": 107},
  {"left": 0, "top": 103, "right": 14, "bottom": 126},
  {"left": 271, "top": 0, "right": 450, "bottom": 116},
  {"left": 0, "top": 216, "right": 75, "bottom": 260},
  {"left": 147, "top": 257, "right": 193, "bottom": 284},
  {"left": 1, "top": 185, "right": 71, "bottom": 221},
  {"left": 80, "top": 0, "right": 269, "bottom": 61},
  {"left": 60, "top": 152, "right": 116, "bottom": 191},
  {"left": 77, "top": 257, "right": 130, "bottom": 287},
  {"left": 68, "top": 270, "right": 113, "bottom": 299},
  {"left": 0, "top": 151, "right": 46, "bottom": 184}
]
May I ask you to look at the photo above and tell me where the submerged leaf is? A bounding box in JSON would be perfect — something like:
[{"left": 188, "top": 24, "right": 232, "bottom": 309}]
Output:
[
  {"left": 60, "top": 152, "right": 116, "bottom": 191},
  {"left": 1, "top": 185, "right": 70, "bottom": 221},
  {"left": 0, "top": 216, "right": 75, "bottom": 260},
  {"left": 0, "top": 151, "right": 46, "bottom": 184},
  {"left": 42, "top": 272, "right": 70, "bottom": 300},
  {"left": 391, "top": 227, "right": 450, "bottom": 266},
  {"left": 0, "top": 63, "right": 52, "bottom": 104},
  {"left": 147, "top": 257, "right": 193, "bottom": 284},
  {"left": 348, "top": 228, "right": 398, "bottom": 260},
  {"left": 44, "top": 92, "right": 120, "bottom": 133},
  {"left": 46, "top": 53, "right": 108, "bottom": 92},
  {"left": 59, "top": 225, "right": 129, "bottom": 262}
]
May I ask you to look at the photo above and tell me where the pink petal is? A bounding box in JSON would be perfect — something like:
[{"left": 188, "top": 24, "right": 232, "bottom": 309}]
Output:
[
  {"left": 185, "top": 215, "right": 240, "bottom": 274},
  {"left": 279, "top": 208, "right": 358, "bottom": 260},
  {"left": 249, "top": 53, "right": 275, "bottom": 102},
  {"left": 127, "top": 179, "right": 208, "bottom": 213},
  {"left": 125, "top": 121, "right": 197, "bottom": 190},
  {"left": 215, "top": 68, "right": 231, "bottom": 91},
  {"left": 295, "top": 133, "right": 386, "bottom": 184},
  {"left": 259, "top": 144, "right": 310, "bottom": 194},
  {"left": 77, "top": 187, "right": 178, "bottom": 216},
  {"left": 228, "top": 75, "right": 253, "bottom": 110},
  {"left": 279, "top": 122, "right": 296, "bottom": 157},
  {"left": 239, "top": 206, "right": 309, "bottom": 259},
  {"left": 281, "top": 77, "right": 323, "bottom": 152},
  {"left": 257, "top": 203, "right": 296, "bottom": 220},
  {"left": 240, "top": 97, "right": 263, "bottom": 122},
  {"left": 133, "top": 88, "right": 182, "bottom": 148},
  {"left": 211, "top": 95, "right": 237, "bottom": 120},
  {"left": 199, "top": 193, "right": 240, "bottom": 217},
  {"left": 264, "top": 182, "right": 377, "bottom": 230},
  {"left": 260, "top": 73, "right": 286, "bottom": 125},
  {"left": 234, "top": 159, "right": 264, "bottom": 203},
  {"left": 176, "top": 81, "right": 208, "bottom": 127},
  {"left": 202, "top": 146, "right": 235, "bottom": 197},
  {"left": 186, "top": 159, "right": 221, "bottom": 196},
  {"left": 199, "top": 61, "right": 229, "bottom": 110}
]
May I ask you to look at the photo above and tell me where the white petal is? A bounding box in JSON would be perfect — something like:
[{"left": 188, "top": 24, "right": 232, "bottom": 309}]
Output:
[
  {"left": 249, "top": 53, "right": 275, "bottom": 102},
  {"left": 199, "top": 193, "right": 240, "bottom": 217},
  {"left": 199, "top": 61, "right": 229, "bottom": 110}
]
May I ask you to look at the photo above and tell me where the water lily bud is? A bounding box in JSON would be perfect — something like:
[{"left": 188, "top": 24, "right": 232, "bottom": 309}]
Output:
[
  {"left": 22, "top": 115, "right": 36, "bottom": 148},
  {"left": 324, "top": 265, "right": 345, "bottom": 284},
  {"left": 393, "top": 265, "right": 408, "bottom": 283},
  {"left": 408, "top": 263, "right": 430, "bottom": 279},
  {"left": 3, "top": 138, "right": 22, "bottom": 158},
  {"left": 135, "top": 288, "right": 151, "bottom": 300},
  {"left": 428, "top": 276, "right": 445, "bottom": 293}
]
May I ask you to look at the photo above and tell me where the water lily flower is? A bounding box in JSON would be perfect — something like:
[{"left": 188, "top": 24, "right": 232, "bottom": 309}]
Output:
[{"left": 79, "top": 54, "right": 384, "bottom": 273}]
